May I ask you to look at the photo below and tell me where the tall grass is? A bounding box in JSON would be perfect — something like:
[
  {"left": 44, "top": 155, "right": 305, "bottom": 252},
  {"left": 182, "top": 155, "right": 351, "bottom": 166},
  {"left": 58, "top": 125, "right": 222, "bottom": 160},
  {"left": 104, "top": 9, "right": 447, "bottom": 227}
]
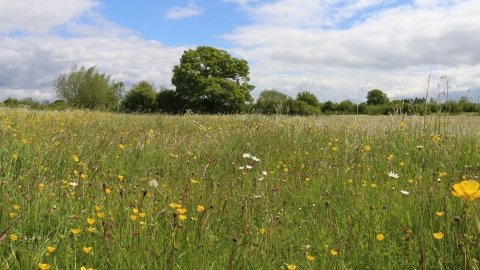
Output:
[{"left": 1, "top": 107, "right": 479, "bottom": 269}]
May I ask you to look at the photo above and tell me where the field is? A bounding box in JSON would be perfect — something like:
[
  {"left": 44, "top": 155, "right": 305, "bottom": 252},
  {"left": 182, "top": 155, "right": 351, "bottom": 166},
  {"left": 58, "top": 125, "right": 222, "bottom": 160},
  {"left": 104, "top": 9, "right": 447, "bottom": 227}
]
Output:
[{"left": 1, "top": 107, "right": 480, "bottom": 270}]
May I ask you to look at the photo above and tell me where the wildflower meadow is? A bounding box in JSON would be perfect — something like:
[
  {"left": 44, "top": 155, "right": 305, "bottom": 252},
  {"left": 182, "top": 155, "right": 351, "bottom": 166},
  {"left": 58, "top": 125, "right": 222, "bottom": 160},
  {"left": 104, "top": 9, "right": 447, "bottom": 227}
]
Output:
[{"left": 1, "top": 107, "right": 480, "bottom": 269}]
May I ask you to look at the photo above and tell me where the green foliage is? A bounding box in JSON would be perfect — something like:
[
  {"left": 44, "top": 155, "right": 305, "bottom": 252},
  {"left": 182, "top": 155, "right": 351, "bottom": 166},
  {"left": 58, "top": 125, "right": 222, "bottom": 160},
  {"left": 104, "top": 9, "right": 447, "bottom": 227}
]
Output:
[
  {"left": 121, "top": 81, "right": 157, "bottom": 113},
  {"left": 296, "top": 91, "right": 320, "bottom": 108},
  {"left": 338, "top": 100, "right": 356, "bottom": 114},
  {"left": 54, "top": 65, "right": 121, "bottom": 109},
  {"left": 254, "top": 89, "right": 291, "bottom": 114},
  {"left": 321, "top": 100, "right": 338, "bottom": 113},
  {"left": 284, "top": 99, "right": 321, "bottom": 115},
  {"left": 171, "top": 46, "right": 254, "bottom": 113},
  {"left": 366, "top": 89, "right": 389, "bottom": 105},
  {"left": 156, "top": 87, "right": 186, "bottom": 113}
]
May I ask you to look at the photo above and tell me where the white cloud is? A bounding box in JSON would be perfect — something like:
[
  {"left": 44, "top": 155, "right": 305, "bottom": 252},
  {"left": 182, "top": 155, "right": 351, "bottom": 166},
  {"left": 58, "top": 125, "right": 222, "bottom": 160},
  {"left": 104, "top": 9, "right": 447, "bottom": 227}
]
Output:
[
  {"left": 0, "top": 0, "right": 99, "bottom": 34},
  {"left": 222, "top": 0, "right": 480, "bottom": 102},
  {"left": 165, "top": 2, "right": 205, "bottom": 19}
]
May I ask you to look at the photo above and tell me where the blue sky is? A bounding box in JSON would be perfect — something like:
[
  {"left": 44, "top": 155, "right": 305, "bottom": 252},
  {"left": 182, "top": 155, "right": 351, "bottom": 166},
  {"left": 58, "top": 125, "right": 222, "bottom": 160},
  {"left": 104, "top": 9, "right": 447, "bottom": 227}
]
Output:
[{"left": 1, "top": 0, "right": 479, "bottom": 103}]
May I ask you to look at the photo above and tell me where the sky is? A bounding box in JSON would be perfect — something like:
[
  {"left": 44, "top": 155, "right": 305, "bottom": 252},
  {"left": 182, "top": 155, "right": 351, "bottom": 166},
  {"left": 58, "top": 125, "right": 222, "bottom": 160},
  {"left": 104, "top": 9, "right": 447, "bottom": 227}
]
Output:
[{"left": 1, "top": 0, "right": 480, "bottom": 104}]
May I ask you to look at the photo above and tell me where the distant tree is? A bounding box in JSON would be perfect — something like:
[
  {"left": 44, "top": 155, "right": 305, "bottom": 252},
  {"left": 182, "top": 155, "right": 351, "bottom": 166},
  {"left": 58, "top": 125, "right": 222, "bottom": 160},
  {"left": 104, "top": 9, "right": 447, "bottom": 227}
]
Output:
[
  {"left": 255, "top": 89, "right": 291, "bottom": 114},
  {"left": 366, "top": 89, "right": 389, "bottom": 105},
  {"left": 121, "top": 81, "right": 156, "bottom": 112},
  {"left": 2, "top": 97, "right": 19, "bottom": 107},
  {"left": 338, "top": 100, "right": 356, "bottom": 114},
  {"left": 171, "top": 46, "right": 254, "bottom": 113},
  {"left": 296, "top": 91, "right": 320, "bottom": 108},
  {"left": 284, "top": 99, "right": 321, "bottom": 115},
  {"left": 156, "top": 87, "right": 186, "bottom": 113},
  {"left": 55, "top": 65, "right": 120, "bottom": 109},
  {"left": 322, "top": 100, "right": 338, "bottom": 113}
]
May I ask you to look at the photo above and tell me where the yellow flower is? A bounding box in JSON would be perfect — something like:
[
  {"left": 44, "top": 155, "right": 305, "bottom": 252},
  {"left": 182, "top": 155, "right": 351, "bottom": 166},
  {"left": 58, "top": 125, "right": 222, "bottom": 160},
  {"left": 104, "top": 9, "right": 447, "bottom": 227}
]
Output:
[
  {"left": 88, "top": 227, "right": 96, "bottom": 233},
  {"left": 13, "top": 205, "right": 20, "bottom": 210},
  {"left": 179, "top": 215, "right": 187, "bottom": 221},
  {"left": 139, "top": 212, "right": 146, "bottom": 218},
  {"left": 38, "top": 263, "right": 51, "bottom": 269},
  {"left": 371, "top": 184, "right": 377, "bottom": 188},
  {"left": 177, "top": 208, "right": 187, "bottom": 214},
  {"left": 47, "top": 246, "right": 56, "bottom": 253},
  {"left": 38, "top": 183, "right": 45, "bottom": 190},
  {"left": 10, "top": 234, "right": 18, "bottom": 241},
  {"left": 130, "top": 215, "right": 138, "bottom": 221},
  {"left": 376, "top": 234, "right": 385, "bottom": 241},
  {"left": 133, "top": 208, "right": 139, "bottom": 213},
  {"left": 197, "top": 205, "right": 205, "bottom": 212},
  {"left": 83, "top": 246, "right": 92, "bottom": 253},
  {"left": 80, "top": 174, "right": 87, "bottom": 179},
  {"left": 260, "top": 228, "right": 266, "bottom": 234},
  {"left": 191, "top": 179, "right": 198, "bottom": 184},
  {"left": 87, "top": 218, "right": 96, "bottom": 225},
  {"left": 364, "top": 145, "right": 371, "bottom": 151},
  {"left": 436, "top": 211, "right": 445, "bottom": 217},
  {"left": 433, "top": 232, "right": 444, "bottom": 239},
  {"left": 12, "top": 154, "right": 18, "bottom": 159},
  {"left": 452, "top": 181, "right": 480, "bottom": 201},
  {"left": 97, "top": 212, "right": 105, "bottom": 218},
  {"left": 71, "top": 228, "right": 82, "bottom": 235},
  {"left": 105, "top": 188, "right": 112, "bottom": 194},
  {"left": 95, "top": 205, "right": 101, "bottom": 211},
  {"left": 307, "top": 255, "right": 315, "bottom": 261},
  {"left": 330, "top": 250, "right": 339, "bottom": 256},
  {"left": 73, "top": 155, "right": 79, "bottom": 162},
  {"left": 9, "top": 212, "right": 16, "bottom": 218},
  {"left": 169, "top": 203, "right": 182, "bottom": 209},
  {"left": 118, "top": 175, "right": 124, "bottom": 181},
  {"left": 119, "top": 144, "right": 125, "bottom": 149},
  {"left": 287, "top": 264, "right": 296, "bottom": 270}
]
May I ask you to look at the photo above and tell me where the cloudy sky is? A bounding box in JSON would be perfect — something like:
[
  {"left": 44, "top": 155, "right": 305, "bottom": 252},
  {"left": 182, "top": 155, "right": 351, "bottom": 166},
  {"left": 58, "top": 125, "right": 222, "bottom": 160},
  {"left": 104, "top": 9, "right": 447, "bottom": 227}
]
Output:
[{"left": 1, "top": 0, "right": 479, "bottom": 103}]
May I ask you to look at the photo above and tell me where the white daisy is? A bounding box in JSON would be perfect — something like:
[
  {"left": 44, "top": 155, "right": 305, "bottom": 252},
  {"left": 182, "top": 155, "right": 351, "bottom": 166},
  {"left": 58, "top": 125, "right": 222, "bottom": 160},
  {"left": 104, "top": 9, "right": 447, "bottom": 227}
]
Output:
[
  {"left": 400, "top": 190, "right": 410, "bottom": 195},
  {"left": 262, "top": 171, "right": 268, "bottom": 176},
  {"left": 69, "top": 182, "right": 78, "bottom": 187},
  {"left": 246, "top": 165, "right": 252, "bottom": 169},
  {"left": 242, "top": 153, "right": 251, "bottom": 158},
  {"left": 238, "top": 166, "right": 245, "bottom": 170},
  {"left": 251, "top": 156, "right": 260, "bottom": 162},
  {"left": 388, "top": 171, "right": 399, "bottom": 178},
  {"left": 149, "top": 180, "right": 158, "bottom": 188}
]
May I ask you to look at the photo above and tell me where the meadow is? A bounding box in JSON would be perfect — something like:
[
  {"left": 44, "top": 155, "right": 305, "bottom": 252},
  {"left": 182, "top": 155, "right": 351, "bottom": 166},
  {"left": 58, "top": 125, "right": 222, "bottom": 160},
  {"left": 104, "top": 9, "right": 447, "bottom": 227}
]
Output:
[{"left": 1, "top": 107, "right": 480, "bottom": 270}]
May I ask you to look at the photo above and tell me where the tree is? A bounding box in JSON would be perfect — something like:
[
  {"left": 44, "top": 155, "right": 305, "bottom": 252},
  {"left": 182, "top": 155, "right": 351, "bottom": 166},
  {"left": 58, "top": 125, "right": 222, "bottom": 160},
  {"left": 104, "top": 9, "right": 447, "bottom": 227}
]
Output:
[
  {"left": 255, "top": 89, "right": 291, "bottom": 114},
  {"left": 171, "top": 46, "right": 254, "bottom": 113},
  {"left": 296, "top": 91, "right": 320, "bottom": 108},
  {"left": 121, "top": 81, "right": 157, "bottom": 112},
  {"left": 55, "top": 65, "right": 120, "bottom": 109},
  {"left": 366, "top": 89, "right": 389, "bottom": 105},
  {"left": 156, "top": 87, "right": 186, "bottom": 113}
]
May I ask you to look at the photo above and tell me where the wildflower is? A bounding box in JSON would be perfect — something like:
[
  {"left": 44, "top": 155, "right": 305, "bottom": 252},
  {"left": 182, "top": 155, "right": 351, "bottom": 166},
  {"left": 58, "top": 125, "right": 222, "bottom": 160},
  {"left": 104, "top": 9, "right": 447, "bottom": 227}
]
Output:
[
  {"left": 73, "top": 155, "right": 79, "bottom": 162},
  {"left": 9, "top": 213, "right": 16, "bottom": 218},
  {"left": 130, "top": 215, "right": 138, "bottom": 221},
  {"left": 371, "top": 184, "right": 377, "bottom": 188},
  {"left": 433, "top": 232, "right": 444, "bottom": 239},
  {"left": 416, "top": 145, "right": 424, "bottom": 150},
  {"left": 242, "top": 153, "right": 251, "bottom": 158},
  {"left": 190, "top": 179, "right": 198, "bottom": 184},
  {"left": 452, "top": 180, "right": 480, "bottom": 201},
  {"left": 262, "top": 171, "right": 267, "bottom": 176},
  {"left": 38, "top": 183, "right": 45, "bottom": 190},
  {"left": 95, "top": 205, "right": 101, "bottom": 211},
  {"left": 69, "top": 182, "right": 78, "bottom": 187},
  {"left": 118, "top": 175, "right": 124, "bottom": 181},
  {"left": 133, "top": 208, "right": 139, "bottom": 213},
  {"left": 88, "top": 227, "right": 96, "bottom": 233},
  {"left": 119, "top": 144, "right": 125, "bottom": 149},
  {"left": 388, "top": 172, "right": 399, "bottom": 179},
  {"left": 87, "top": 218, "right": 96, "bottom": 225},
  {"left": 436, "top": 211, "right": 445, "bottom": 217},
  {"left": 38, "top": 263, "right": 51, "bottom": 269},
  {"left": 105, "top": 188, "right": 112, "bottom": 194},
  {"left": 169, "top": 203, "right": 182, "bottom": 209},
  {"left": 147, "top": 179, "right": 158, "bottom": 187},
  {"left": 83, "top": 246, "right": 92, "bottom": 253},
  {"left": 260, "top": 228, "right": 266, "bottom": 234},
  {"left": 307, "top": 255, "right": 315, "bottom": 261},
  {"left": 80, "top": 174, "right": 87, "bottom": 179},
  {"left": 197, "top": 205, "right": 205, "bottom": 212},
  {"left": 401, "top": 190, "right": 410, "bottom": 195},
  {"left": 251, "top": 156, "right": 260, "bottom": 162},
  {"left": 376, "top": 234, "right": 385, "bottom": 241},
  {"left": 47, "top": 246, "right": 56, "bottom": 253},
  {"left": 177, "top": 208, "right": 187, "bottom": 214},
  {"left": 179, "top": 215, "right": 187, "bottom": 221},
  {"left": 330, "top": 250, "right": 339, "bottom": 256},
  {"left": 287, "top": 264, "right": 296, "bottom": 270},
  {"left": 245, "top": 165, "right": 252, "bottom": 169},
  {"left": 97, "top": 212, "right": 104, "bottom": 218},
  {"left": 13, "top": 154, "right": 18, "bottom": 159},
  {"left": 71, "top": 228, "right": 81, "bottom": 235},
  {"left": 10, "top": 234, "right": 18, "bottom": 241},
  {"left": 238, "top": 166, "right": 245, "bottom": 170},
  {"left": 364, "top": 145, "right": 371, "bottom": 151}
]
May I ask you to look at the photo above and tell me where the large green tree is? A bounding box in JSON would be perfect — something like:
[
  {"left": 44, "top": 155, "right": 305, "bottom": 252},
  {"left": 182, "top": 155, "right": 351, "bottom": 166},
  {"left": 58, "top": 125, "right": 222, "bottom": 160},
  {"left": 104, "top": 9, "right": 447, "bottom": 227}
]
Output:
[
  {"left": 55, "top": 65, "right": 121, "bottom": 109},
  {"left": 366, "top": 89, "right": 389, "bottom": 105},
  {"left": 121, "top": 81, "right": 157, "bottom": 112},
  {"left": 171, "top": 46, "right": 254, "bottom": 113}
]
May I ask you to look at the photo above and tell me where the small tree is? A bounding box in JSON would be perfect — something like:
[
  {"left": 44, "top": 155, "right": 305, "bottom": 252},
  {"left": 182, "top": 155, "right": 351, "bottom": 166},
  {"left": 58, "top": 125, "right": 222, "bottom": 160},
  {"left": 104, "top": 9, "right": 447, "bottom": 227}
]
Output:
[
  {"left": 255, "top": 89, "right": 291, "bottom": 114},
  {"left": 121, "top": 81, "right": 157, "bottom": 113},
  {"left": 366, "top": 89, "right": 389, "bottom": 105},
  {"left": 172, "top": 46, "right": 254, "bottom": 113},
  {"left": 55, "top": 65, "right": 120, "bottom": 109}
]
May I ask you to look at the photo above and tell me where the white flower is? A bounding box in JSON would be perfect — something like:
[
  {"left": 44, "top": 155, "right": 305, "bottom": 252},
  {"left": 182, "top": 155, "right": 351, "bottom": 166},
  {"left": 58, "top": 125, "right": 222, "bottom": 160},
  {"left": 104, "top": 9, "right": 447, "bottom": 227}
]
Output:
[
  {"left": 251, "top": 156, "right": 260, "bottom": 162},
  {"left": 388, "top": 171, "right": 399, "bottom": 178},
  {"left": 416, "top": 145, "right": 424, "bottom": 150},
  {"left": 254, "top": 195, "right": 262, "bottom": 198},
  {"left": 242, "top": 153, "right": 251, "bottom": 158},
  {"left": 69, "top": 182, "right": 78, "bottom": 187},
  {"left": 258, "top": 178, "right": 264, "bottom": 181},
  {"left": 246, "top": 165, "right": 252, "bottom": 169},
  {"left": 149, "top": 180, "right": 158, "bottom": 188},
  {"left": 238, "top": 166, "right": 245, "bottom": 170},
  {"left": 262, "top": 171, "right": 268, "bottom": 176},
  {"left": 400, "top": 190, "right": 410, "bottom": 195}
]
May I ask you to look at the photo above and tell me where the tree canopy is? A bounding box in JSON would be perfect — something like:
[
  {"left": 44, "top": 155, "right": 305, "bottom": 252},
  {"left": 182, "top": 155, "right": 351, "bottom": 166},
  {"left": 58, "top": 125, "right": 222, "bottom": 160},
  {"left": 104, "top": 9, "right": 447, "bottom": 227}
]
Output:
[
  {"left": 121, "top": 81, "right": 156, "bottom": 112},
  {"left": 366, "top": 89, "right": 389, "bottom": 105},
  {"left": 171, "top": 46, "right": 254, "bottom": 113},
  {"left": 55, "top": 65, "right": 121, "bottom": 109},
  {"left": 296, "top": 91, "right": 320, "bottom": 108}
]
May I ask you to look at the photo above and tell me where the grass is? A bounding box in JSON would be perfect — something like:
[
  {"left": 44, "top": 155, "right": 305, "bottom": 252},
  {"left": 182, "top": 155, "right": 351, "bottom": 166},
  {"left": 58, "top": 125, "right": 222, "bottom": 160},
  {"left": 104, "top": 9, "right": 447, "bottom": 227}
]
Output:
[{"left": 1, "top": 107, "right": 480, "bottom": 269}]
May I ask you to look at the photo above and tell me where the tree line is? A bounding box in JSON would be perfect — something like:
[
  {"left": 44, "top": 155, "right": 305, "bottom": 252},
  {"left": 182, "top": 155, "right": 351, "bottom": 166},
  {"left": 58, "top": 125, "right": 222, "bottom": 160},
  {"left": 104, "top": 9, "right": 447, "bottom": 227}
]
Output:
[{"left": 2, "top": 46, "right": 480, "bottom": 115}]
